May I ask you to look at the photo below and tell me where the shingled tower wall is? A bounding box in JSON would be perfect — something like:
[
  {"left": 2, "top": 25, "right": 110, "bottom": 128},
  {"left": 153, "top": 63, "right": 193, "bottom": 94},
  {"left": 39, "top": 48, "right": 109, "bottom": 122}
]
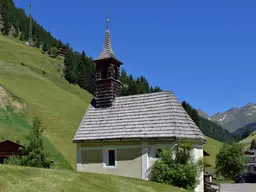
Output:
[{"left": 93, "top": 19, "right": 123, "bottom": 108}]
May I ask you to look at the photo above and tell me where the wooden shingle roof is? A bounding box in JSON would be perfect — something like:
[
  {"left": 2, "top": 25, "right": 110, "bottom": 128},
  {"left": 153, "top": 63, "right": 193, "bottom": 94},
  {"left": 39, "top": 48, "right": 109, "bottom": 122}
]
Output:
[{"left": 73, "top": 91, "right": 206, "bottom": 143}]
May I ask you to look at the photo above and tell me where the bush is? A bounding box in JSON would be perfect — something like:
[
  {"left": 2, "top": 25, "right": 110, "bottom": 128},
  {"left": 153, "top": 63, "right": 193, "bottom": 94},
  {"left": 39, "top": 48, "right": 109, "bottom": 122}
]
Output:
[
  {"left": 149, "top": 142, "right": 203, "bottom": 190},
  {"left": 4, "top": 155, "right": 22, "bottom": 165},
  {"left": 215, "top": 142, "right": 247, "bottom": 179},
  {"left": 49, "top": 47, "right": 59, "bottom": 58}
]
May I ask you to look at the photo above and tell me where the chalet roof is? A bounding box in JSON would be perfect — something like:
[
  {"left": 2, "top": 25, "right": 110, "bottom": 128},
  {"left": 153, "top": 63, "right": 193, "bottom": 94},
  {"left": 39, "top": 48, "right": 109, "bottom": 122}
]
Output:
[
  {"left": 93, "top": 19, "right": 122, "bottom": 64},
  {"left": 0, "top": 140, "right": 22, "bottom": 146},
  {"left": 73, "top": 91, "right": 206, "bottom": 143}
]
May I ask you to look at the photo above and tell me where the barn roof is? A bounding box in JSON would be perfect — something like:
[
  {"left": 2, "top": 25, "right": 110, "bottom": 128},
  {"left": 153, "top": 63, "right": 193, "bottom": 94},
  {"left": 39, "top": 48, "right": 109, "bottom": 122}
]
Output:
[
  {"left": 73, "top": 91, "right": 206, "bottom": 143},
  {"left": 0, "top": 140, "right": 22, "bottom": 146}
]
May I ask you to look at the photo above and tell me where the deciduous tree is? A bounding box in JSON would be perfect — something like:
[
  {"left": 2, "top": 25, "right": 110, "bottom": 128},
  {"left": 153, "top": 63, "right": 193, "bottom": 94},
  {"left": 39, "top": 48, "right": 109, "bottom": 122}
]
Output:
[{"left": 215, "top": 142, "right": 247, "bottom": 179}]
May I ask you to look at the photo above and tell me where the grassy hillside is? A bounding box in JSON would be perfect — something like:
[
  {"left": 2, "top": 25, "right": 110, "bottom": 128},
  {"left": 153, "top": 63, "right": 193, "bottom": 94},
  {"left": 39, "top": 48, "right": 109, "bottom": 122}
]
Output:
[
  {"left": 240, "top": 131, "right": 256, "bottom": 149},
  {"left": 204, "top": 136, "right": 223, "bottom": 169},
  {"left": 0, "top": 33, "right": 223, "bottom": 172},
  {"left": 0, "top": 34, "right": 92, "bottom": 168},
  {"left": 0, "top": 165, "right": 189, "bottom": 192}
]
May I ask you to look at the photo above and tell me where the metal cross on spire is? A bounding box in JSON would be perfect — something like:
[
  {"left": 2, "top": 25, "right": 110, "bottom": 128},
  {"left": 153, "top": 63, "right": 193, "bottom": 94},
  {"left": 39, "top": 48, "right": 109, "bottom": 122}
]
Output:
[{"left": 106, "top": 18, "right": 110, "bottom": 29}]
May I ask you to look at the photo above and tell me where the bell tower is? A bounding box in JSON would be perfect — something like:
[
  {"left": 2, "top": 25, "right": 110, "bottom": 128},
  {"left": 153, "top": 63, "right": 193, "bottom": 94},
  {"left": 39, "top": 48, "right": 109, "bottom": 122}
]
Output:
[{"left": 93, "top": 19, "right": 123, "bottom": 108}]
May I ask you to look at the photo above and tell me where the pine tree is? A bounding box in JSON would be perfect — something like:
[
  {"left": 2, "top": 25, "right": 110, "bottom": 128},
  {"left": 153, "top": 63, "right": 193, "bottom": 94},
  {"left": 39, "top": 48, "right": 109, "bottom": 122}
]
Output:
[
  {"left": 77, "top": 50, "right": 87, "bottom": 89},
  {"left": 0, "top": 13, "right": 3, "bottom": 28},
  {"left": 63, "top": 49, "right": 76, "bottom": 84},
  {"left": 241, "top": 127, "right": 251, "bottom": 140},
  {"left": 84, "top": 57, "right": 93, "bottom": 93},
  {"left": 4, "top": 116, "right": 51, "bottom": 168},
  {"left": 19, "top": 31, "right": 24, "bottom": 41},
  {"left": 89, "top": 59, "right": 96, "bottom": 95},
  {"left": 1, "top": 0, "right": 11, "bottom": 35},
  {"left": 13, "top": 28, "right": 19, "bottom": 38},
  {"left": 182, "top": 101, "right": 201, "bottom": 129},
  {"left": 35, "top": 38, "right": 41, "bottom": 48},
  {"left": 191, "top": 109, "right": 201, "bottom": 128},
  {"left": 22, "top": 117, "right": 51, "bottom": 168},
  {"left": 42, "top": 43, "right": 48, "bottom": 53},
  {"left": 23, "top": 19, "right": 29, "bottom": 41}
]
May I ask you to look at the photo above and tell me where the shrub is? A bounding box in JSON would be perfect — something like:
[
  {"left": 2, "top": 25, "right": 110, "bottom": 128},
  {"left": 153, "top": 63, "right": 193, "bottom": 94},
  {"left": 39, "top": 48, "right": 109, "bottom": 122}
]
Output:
[
  {"left": 4, "top": 155, "right": 22, "bottom": 165},
  {"left": 149, "top": 142, "right": 203, "bottom": 190},
  {"left": 49, "top": 47, "right": 59, "bottom": 58}
]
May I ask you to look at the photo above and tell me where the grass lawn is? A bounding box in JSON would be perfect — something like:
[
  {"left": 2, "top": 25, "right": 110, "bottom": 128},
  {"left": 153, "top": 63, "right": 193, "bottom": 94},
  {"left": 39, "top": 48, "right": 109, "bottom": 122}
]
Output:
[
  {"left": 0, "top": 165, "right": 190, "bottom": 192},
  {"left": 0, "top": 34, "right": 92, "bottom": 169},
  {"left": 215, "top": 179, "right": 234, "bottom": 184}
]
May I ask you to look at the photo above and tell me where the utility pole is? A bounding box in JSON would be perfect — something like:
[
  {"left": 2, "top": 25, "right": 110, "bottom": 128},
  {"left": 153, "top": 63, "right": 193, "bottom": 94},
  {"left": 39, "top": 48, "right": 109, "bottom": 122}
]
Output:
[{"left": 29, "top": 3, "right": 33, "bottom": 46}]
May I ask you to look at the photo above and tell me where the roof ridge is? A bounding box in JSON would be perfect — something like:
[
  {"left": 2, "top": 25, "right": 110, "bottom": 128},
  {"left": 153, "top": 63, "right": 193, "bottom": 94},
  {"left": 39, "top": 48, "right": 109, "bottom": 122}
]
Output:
[{"left": 117, "top": 90, "right": 173, "bottom": 98}]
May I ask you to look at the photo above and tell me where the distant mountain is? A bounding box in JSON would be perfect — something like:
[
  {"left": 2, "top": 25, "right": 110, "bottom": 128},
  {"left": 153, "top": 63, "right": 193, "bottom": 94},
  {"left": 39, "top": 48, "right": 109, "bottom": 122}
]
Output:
[
  {"left": 197, "top": 109, "right": 210, "bottom": 119},
  {"left": 198, "top": 103, "right": 256, "bottom": 133}
]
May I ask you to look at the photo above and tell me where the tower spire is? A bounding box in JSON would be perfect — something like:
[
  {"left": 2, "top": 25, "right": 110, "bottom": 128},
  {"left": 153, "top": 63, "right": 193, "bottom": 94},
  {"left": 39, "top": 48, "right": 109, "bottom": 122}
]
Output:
[
  {"left": 93, "top": 19, "right": 121, "bottom": 64},
  {"left": 93, "top": 18, "right": 123, "bottom": 108}
]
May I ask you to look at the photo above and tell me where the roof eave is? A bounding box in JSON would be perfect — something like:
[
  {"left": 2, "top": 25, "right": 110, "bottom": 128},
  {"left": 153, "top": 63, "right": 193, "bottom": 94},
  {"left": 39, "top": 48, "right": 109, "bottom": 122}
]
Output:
[
  {"left": 73, "top": 136, "right": 206, "bottom": 145},
  {"left": 93, "top": 56, "right": 123, "bottom": 65}
]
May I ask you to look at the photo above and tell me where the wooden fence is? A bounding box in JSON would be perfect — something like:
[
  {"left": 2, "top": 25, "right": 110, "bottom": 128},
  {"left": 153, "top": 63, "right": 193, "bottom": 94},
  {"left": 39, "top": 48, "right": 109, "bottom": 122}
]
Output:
[{"left": 204, "top": 181, "right": 221, "bottom": 192}]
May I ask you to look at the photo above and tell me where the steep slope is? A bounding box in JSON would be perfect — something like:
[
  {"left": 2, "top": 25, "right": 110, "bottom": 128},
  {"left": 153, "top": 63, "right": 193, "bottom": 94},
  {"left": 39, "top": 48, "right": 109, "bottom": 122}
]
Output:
[
  {"left": 0, "top": 85, "right": 72, "bottom": 169},
  {"left": 211, "top": 103, "right": 256, "bottom": 133},
  {"left": 0, "top": 165, "right": 189, "bottom": 192},
  {"left": 0, "top": 34, "right": 92, "bottom": 168},
  {"left": 204, "top": 136, "right": 222, "bottom": 169},
  {"left": 240, "top": 131, "right": 256, "bottom": 150}
]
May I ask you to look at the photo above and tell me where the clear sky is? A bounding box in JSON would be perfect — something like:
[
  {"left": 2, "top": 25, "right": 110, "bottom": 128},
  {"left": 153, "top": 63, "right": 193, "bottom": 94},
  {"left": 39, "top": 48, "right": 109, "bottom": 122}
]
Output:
[{"left": 14, "top": 0, "right": 256, "bottom": 116}]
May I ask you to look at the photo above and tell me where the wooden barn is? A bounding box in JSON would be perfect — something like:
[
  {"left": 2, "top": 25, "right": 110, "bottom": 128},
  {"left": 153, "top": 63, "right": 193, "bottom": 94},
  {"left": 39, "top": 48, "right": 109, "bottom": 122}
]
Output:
[{"left": 0, "top": 140, "right": 23, "bottom": 164}]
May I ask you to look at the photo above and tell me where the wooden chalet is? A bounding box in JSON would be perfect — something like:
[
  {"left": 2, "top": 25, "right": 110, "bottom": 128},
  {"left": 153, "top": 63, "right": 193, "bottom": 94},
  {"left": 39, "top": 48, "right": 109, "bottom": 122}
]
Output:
[
  {"left": 0, "top": 140, "right": 23, "bottom": 164},
  {"left": 58, "top": 47, "right": 67, "bottom": 58}
]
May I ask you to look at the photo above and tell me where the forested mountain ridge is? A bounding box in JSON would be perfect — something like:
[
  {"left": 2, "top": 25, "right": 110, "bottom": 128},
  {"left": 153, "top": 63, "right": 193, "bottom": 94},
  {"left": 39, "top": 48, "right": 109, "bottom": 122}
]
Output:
[
  {"left": 197, "top": 103, "right": 256, "bottom": 138},
  {"left": 0, "top": 0, "right": 162, "bottom": 97},
  {"left": 182, "top": 101, "right": 234, "bottom": 142}
]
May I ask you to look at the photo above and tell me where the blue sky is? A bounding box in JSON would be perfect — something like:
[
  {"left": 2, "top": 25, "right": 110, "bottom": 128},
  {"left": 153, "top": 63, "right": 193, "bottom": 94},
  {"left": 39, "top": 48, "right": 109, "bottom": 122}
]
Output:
[{"left": 15, "top": 0, "right": 256, "bottom": 116}]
